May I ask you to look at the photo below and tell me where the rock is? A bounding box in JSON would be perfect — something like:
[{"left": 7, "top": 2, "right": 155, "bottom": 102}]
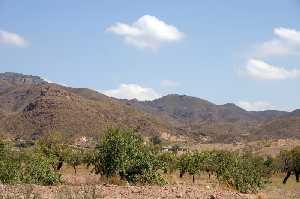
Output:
[{"left": 208, "top": 195, "right": 216, "bottom": 199}]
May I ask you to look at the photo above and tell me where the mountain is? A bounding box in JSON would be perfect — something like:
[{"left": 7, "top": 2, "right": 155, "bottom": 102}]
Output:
[
  {"left": 289, "top": 109, "right": 300, "bottom": 117},
  {"left": 254, "top": 116, "right": 300, "bottom": 139},
  {"left": 124, "top": 94, "right": 295, "bottom": 142},
  {"left": 126, "top": 94, "right": 288, "bottom": 124},
  {"left": 0, "top": 73, "right": 181, "bottom": 141},
  {"left": 0, "top": 72, "right": 299, "bottom": 143}
]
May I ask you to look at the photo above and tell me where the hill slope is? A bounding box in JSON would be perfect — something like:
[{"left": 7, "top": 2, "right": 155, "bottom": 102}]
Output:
[
  {"left": 125, "top": 94, "right": 298, "bottom": 142},
  {"left": 0, "top": 73, "right": 180, "bottom": 141},
  {"left": 0, "top": 72, "right": 299, "bottom": 143}
]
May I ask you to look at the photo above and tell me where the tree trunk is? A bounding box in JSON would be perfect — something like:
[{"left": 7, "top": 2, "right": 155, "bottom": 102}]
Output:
[
  {"left": 56, "top": 161, "right": 63, "bottom": 171},
  {"left": 73, "top": 165, "right": 77, "bottom": 175},
  {"left": 283, "top": 171, "right": 291, "bottom": 184}
]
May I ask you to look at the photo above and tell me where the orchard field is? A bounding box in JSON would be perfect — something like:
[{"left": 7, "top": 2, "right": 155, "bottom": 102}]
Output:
[{"left": 0, "top": 128, "right": 300, "bottom": 199}]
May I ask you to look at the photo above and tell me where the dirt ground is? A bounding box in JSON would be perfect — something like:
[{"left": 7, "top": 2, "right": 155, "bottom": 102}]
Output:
[
  {"left": 1, "top": 167, "right": 299, "bottom": 199},
  {"left": 0, "top": 184, "right": 255, "bottom": 199}
]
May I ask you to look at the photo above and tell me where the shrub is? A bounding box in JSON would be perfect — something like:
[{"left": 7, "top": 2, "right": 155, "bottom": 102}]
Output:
[
  {"left": 0, "top": 140, "right": 61, "bottom": 185},
  {"left": 35, "top": 132, "right": 69, "bottom": 171},
  {"left": 65, "top": 147, "right": 84, "bottom": 174},
  {"left": 150, "top": 135, "right": 162, "bottom": 145},
  {"left": 21, "top": 152, "right": 61, "bottom": 185},
  {"left": 212, "top": 151, "right": 269, "bottom": 193},
  {"left": 177, "top": 150, "right": 270, "bottom": 193},
  {"left": 0, "top": 141, "right": 21, "bottom": 184},
  {"left": 157, "top": 152, "right": 178, "bottom": 174},
  {"left": 92, "top": 128, "right": 165, "bottom": 185},
  {"left": 177, "top": 153, "right": 192, "bottom": 178}
]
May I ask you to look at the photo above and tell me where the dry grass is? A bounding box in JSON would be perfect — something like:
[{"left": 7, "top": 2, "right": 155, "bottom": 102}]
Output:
[
  {"left": 191, "top": 139, "right": 300, "bottom": 157},
  {"left": 259, "top": 174, "right": 300, "bottom": 199},
  {"left": 60, "top": 165, "right": 300, "bottom": 198}
]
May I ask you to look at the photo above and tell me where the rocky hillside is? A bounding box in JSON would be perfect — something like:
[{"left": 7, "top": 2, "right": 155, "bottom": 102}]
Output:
[
  {"left": 0, "top": 72, "right": 299, "bottom": 143},
  {"left": 0, "top": 73, "right": 180, "bottom": 141},
  {"left": 125, "top": 94, "right": 299, "bottom": 142},
  {"left": 126, "top": 94, "right": 288, "bottom": 123}
]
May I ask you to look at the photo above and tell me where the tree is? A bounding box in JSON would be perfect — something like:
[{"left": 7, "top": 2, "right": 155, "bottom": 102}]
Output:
[
  {"left": 0, "top": 140, "right": 21, "bottom": 184},
  {"left": 65, "top": 147, "right": 84, "bottom": 174},
  {"left": 150, "top": 135, "right": 162, "bottom": 145},
  {"left": 20, "top": 151, "right": 61, "bottom": 185},
  {"left": 0, "top": 140, "right": 61, "bottom": 185},
  {"left": 157, "top": 152, "right": 178, "bottom": 174},
  {"left": 278, "top": 147, "right": 300, "bottom": 184},
  {"left": 92, "top": 128, "right": 166, "bottom": 185},
  {"left": 93, "top": 128, "right": 143, "bottom": 178},
  {"left": 35, "top": 132, "right": 69, "bottom": 171}
]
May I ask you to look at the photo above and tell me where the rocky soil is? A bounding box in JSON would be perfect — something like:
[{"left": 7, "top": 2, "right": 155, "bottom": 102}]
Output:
[{"left": 0, "top": 184, "right": 255, "bottom": 199}]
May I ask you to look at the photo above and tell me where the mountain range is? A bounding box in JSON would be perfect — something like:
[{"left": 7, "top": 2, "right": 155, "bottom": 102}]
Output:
[{"left": 0, "top": 72, "right": 299, "bottom": 143}]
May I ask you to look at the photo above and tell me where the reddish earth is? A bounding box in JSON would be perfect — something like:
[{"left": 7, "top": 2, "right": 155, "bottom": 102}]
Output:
[{"left": 0, "top": 184, "right": 254, "bottom": 199}]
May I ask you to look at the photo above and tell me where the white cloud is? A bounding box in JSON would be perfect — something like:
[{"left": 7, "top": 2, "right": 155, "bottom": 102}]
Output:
[
  {"left": 103, "top": 84, "right": 160, "bottom": 101},
  {"left": 42, "top": 78, "right": 54, "bottom": 84},
  {"left": 0, "top": 30, "right": 28, "bottom": 47},
  {"left": 237, "top": 101, "right": 274, "bottom": 111},
  {"left": 244, "top": 59, "right": 300, "bottom": 80},
  {"left": 42, "top": 77, "right": 69, "bottom": 87},
  {"left": 106, "top": 15, "right": 184, "bottom": 49},
  {"left": 274, "top": 27, "right": 300, "bottom": 44},
  {"left": 160, "top": 80, "right": 179, "bottom": 88},
  {"left": 257, "top": 27, "right": 300, "bottom": 57}
]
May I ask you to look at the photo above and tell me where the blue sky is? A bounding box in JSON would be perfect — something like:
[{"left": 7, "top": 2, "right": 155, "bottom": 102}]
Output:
[{"left": 0, "top": 0, "right": 300, "bottom": 111}]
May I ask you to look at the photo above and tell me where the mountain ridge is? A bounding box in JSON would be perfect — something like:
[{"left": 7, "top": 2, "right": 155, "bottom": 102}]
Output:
[{"left": 0, "top": 72, "right": 299, "bottom": 143}]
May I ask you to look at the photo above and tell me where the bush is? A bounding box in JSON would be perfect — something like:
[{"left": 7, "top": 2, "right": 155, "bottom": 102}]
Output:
[
  {"left": 0, "top": 140, "right": 61, "bottom": 185},
  {"left": 21, "top": 152, "right": 61, "bottom": 185},
  {"left": 35, "top": 132, "right": 69, "bottom": 171},
  {"left": 177, "top": 153, "right": 192, "bottom": 178},
  {"left": 157, "top": 152, "right": 178, "bottom": 174},
  {"left": 65, "top": 147, "right": 84, "bottom": 174},
  {"left": 150, "top": 135, "right": 162, "bottom": 145},
  {"left": 0, "top": 141, "right": 21, "bottom": 184},
  {"left": 92, "top": 128, "right": 165, "bottom": 185},
  {"left": 212, "top": 151, "right": 269, "bottom": 193},
  {"left": 176, "top": 150, "right": 270, "bottom": 193}
]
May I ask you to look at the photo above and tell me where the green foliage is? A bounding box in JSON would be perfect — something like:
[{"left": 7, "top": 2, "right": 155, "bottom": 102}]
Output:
[
  {"left": 177, "top": 153, "right": 192, "bottom": 177},
  {"left": 0, "top": 141, "right": 21, "bottom": 184},
  {"left": 150, "top": 135, "right": 162, "bottom": 145},
  {"left": 210, "top": 151, "right": 270, "bottom": 193},
  {"left": 20, "top": 152, "right": 61, "bottom": 185},
  {"left": 132, "top": 171, "right": 166, "bottom": 186},
  {"left": 157, "top": 152, "right": 178, "bottom": 173},
  {"left": 125, "top": 146, "right": 166, "bottom": 185},
  {"left": 65, "top": 147, "right": 84, "bottom": 174},
  {"left": 93, "top": 128, "right": 143, "bottom": 177},
  {"left": 92, "top": 128, "right": 165, "bottom": 185},
  {"left": 0, "top": 140, "right": 60, "bottom": 185},
  {"left": 82, "top": 148, "right": 96, "bottom": 168},
  {"left": 276, "top": 146, "right": 300, "bottom": 173},
  {"left": 291, "top": 146, "right": 300, "bottom": 169},
  {"left": 177, "top": 150, "right": 270, "bottom": 193},
  {"left": 35, "top": 132, "right": 69, "bottom": 170}
]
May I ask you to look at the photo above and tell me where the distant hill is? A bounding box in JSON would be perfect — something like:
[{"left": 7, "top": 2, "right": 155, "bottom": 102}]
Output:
[
  {"left": 0, "top": 73, "right": 180, "bottom": 141},
  {"left": 126, "top": 94, "right": 288, "bottom": 123},
  {"left": 124, "top": 94, "right": 295, "bottom": 142},
  {"left": 289, "top": 109, "right": 300, "bottom": 117},
  {"left": 0, "top": 72, "right": 299, "bottom": 143}
]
